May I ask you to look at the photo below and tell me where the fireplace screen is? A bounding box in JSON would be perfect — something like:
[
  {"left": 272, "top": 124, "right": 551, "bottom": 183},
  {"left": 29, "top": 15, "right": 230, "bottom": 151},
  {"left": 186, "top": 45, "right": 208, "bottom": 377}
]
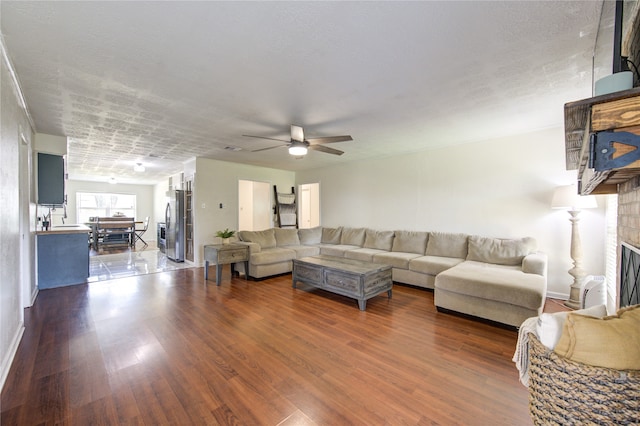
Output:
[{"left": 620, "top": 242, "right": 640, "bottom": 308}]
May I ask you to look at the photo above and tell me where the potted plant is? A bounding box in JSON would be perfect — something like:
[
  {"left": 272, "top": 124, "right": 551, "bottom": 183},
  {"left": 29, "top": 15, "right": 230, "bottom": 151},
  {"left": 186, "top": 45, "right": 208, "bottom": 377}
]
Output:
[{"left": 216, "top": 228, "right": 235, "bottom": 244}]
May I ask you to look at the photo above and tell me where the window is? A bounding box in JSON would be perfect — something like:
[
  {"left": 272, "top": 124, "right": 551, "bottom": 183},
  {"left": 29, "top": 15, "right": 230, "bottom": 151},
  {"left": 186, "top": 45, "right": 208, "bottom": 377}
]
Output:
[{"left": 76, "top": 192, "right": 136, "bottom": 223}]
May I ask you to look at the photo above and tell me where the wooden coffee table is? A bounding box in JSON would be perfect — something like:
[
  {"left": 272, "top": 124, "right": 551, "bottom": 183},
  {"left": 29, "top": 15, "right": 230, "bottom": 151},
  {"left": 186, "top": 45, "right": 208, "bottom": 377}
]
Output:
[{"left": 292, "top": 255, "right": 393, "bottom": 310}]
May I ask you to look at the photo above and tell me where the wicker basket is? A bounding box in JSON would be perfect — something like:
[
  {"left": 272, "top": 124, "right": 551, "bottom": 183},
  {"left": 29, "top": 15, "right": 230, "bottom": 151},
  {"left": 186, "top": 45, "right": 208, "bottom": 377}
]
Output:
[{"left": 528, "top": 333, "right": 640, "bottom": 425}]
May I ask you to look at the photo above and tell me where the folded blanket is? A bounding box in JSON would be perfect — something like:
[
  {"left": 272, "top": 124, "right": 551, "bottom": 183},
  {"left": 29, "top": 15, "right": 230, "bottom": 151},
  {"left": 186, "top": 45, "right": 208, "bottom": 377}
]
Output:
[{"left": 512, "top": 316, "right": 538, "bottom": 387}]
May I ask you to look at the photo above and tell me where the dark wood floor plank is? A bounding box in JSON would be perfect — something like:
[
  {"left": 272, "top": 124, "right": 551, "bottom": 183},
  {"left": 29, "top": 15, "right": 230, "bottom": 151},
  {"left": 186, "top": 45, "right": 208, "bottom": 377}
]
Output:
[{"left": 1, "top": 265, "right": 542, "bottom": 425}]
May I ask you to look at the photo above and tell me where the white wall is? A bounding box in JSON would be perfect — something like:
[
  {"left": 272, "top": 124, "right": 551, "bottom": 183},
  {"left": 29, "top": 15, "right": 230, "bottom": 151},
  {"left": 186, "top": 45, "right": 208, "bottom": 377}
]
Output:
[
  {"left": 296, "top": 127, "right": 607, "bottom": 297},
  {"left": 192, "top": 158, "right": 295, "bottom": 265},
  {"left": 64, "top": 180, "right": 157, "bottom": 243},
  {"left": 1, "top": 44, "right": 33, "bottom": 390}
]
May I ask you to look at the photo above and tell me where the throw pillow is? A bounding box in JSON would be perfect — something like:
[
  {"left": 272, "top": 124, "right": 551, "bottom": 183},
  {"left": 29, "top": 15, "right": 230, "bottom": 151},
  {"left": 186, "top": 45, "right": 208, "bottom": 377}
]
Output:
[
  {"left": 321, "top": 227, "right": 342, "bottom": 244},
  {"left": 536, "top": 304, "right": 608, "bottom": 350},
  {"left": 299, "top": 227, "right": 322, "bottom": 245},
  {"left": 466, "top": 235, "right": 537, "bottom": 266},
  {"left": 274, "top": 228, "right": 300, "bottom": 246},
  {"left": 554, "top": 304, "right": 640, "bottom": 370}
]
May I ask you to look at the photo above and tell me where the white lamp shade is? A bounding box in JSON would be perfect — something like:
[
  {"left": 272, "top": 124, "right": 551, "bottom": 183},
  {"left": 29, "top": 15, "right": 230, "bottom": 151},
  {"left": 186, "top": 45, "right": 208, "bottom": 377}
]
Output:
[{"left": 551, "top": 184, "right": 597, "bottom": 210}]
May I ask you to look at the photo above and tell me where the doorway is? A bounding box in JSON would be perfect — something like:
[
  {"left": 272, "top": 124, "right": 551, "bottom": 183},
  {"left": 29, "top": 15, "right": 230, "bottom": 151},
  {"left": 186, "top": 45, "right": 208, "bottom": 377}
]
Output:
[
  {"left": 298, "top": 183, "right": 320, "bottom": 229},
  {"left": 238, "top": 180, "right": 271, "bottom": 231}
]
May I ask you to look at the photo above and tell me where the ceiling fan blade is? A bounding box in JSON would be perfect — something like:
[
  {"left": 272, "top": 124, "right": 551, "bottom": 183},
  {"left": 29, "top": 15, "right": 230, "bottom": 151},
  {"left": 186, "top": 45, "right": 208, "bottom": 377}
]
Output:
[
  {"left": 290, "top": 125, "right": 305, "bottom": 142},
  {"left": 306, "top": 135, "right": 353, "bottom": 144},
  {"left": 251, "top": 144, "right": 286, "bottom": 152},
  {"left": 242, "top": 134, "right": 290, "bottom": 143},
  {"left": 309, "top": 144, "right": 344, "bottom": 156}
]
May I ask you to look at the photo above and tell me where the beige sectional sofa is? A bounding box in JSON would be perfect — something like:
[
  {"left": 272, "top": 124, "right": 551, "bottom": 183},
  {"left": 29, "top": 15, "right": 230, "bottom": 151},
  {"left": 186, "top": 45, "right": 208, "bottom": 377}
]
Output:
[{"left": 235, "top": 226, "right": 547, "bottom": 327}]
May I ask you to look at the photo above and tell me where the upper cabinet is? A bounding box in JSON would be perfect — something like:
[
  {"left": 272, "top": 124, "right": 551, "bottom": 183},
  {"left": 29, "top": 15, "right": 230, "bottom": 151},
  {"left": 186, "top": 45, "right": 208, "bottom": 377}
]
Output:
[
  {"left": 564, "top": 87, "right": 640, "bottom": 195},
  {"left": 37, "top": 152, "right": 65, "bottom": 206},
  {"left": 34, "top": 133, "right": 68, "bottom": 206}
]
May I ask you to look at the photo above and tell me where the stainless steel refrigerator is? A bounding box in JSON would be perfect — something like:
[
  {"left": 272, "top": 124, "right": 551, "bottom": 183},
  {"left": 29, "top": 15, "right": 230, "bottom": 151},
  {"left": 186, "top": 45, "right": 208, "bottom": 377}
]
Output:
[{"left": 165, "top": 190, "right": 185, "bottom": 262}]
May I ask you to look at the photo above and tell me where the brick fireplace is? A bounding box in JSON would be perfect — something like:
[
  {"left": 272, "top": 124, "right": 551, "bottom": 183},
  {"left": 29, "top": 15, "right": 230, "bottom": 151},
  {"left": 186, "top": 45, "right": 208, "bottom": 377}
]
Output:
[{"left": 618, "top": 178, "right": 640, "bottom": 247}]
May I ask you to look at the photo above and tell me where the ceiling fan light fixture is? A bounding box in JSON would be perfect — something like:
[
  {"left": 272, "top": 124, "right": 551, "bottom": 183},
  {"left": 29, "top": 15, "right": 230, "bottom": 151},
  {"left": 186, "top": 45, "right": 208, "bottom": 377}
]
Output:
[
  {"left": 288, "top": 144, "right": 307, "bottom": 156},
  {"left": 133, "top": 162, "right": 145, "bottom": 172}
]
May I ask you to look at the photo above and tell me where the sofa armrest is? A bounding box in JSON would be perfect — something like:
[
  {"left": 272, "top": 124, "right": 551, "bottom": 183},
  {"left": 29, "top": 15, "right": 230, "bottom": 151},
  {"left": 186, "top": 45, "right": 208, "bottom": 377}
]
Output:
[
  {"left": 522, "top": 252, "right": 547, "bottom": 276},
  {"left": 234, "top": 241, "right": 261, "bottom": 254}
]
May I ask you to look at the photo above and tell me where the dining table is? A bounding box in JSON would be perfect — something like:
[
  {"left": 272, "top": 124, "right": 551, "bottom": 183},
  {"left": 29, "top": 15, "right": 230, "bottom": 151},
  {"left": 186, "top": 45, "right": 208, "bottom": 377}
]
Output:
[{"left": 86, "top": 218, "right": 143, "bottom": 250}]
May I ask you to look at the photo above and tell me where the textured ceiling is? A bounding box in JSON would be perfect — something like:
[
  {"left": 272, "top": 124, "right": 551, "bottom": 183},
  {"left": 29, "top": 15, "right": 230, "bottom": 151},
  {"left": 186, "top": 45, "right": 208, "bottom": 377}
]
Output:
[{"left": 1, "top": 1, "right": 604, "bottom": 184}]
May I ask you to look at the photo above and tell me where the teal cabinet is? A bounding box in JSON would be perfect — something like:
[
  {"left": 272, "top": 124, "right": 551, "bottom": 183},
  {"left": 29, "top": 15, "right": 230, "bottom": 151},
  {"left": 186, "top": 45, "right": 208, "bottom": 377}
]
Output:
[
  {"left": 37, "top": 152, "right": 65, "bottom": 206},
  {"left": 37, "top": 230, "right": 89, "bottom": 289}
]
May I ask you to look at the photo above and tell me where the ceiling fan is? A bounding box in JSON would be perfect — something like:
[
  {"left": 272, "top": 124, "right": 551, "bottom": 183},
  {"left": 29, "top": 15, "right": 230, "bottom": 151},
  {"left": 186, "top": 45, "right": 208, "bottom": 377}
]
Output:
[{"left": 243, "top": 125, "right": 353, "bottom": 156}]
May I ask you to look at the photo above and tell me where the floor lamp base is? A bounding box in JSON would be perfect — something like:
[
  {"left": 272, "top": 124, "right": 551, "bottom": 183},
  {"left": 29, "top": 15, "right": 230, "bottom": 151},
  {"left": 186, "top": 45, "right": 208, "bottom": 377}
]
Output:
[{"left": 563, "top": 284, "right": 582, "bottom": 310}]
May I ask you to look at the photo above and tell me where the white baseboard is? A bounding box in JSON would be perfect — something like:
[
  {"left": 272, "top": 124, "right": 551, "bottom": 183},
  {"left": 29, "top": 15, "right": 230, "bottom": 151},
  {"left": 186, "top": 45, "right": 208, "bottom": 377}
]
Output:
[
  {"left": 30, "top": 287, "right": 38, "bottom": 307},
  {"left": 546, "top": 291, "right": 569, "bottom": 300},
  {"left": 0, "top": 322, "right": 25, "bottom": 392}
]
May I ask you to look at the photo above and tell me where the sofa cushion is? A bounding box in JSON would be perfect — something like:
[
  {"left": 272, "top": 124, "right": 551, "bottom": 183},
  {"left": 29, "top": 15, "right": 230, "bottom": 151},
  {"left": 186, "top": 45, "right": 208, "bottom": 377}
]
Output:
[
  {"left": 285, "top": 245, "right": 321, "bottom": 258},
  {"left": 373, "top": 252, "right": 422, "bottom": 269},
  {"left": 409, "top": 255, "right": 465, "bottom": 276},
  {"left": 319, "top": 244, "right": 361, "bottom": 257},
  {"left": 345, "top": 248, "right": 388, "bottom": 262},
  {"left": 466, "top": 235, "right": 537, "bottom": 266},
  {"left": 554, "top": 304, "right": 640, "bottom": 370},
  {"left": 426, "top": 232, "right": 468, "bottom": 259},
  {"left": 321, "top": 227, "right": 342, "bottom": 244},
  {"left": 363, "top": 229, "right": 394, "bottom": 251},
  {"left": 274, "top": 228, "right": 300, "bottom": 246},
  {"left": 435, "top": 261, "right": 545, "bottom": 310},
  {"left": 341, "top": 227, "right": 366, "bottom": 246},
  {"left": 250, "top": 247, "right": 296, "bottom": 265},
  {"left": 392, "top": 230, "right": 428, "bottom": 254},
  {"left": 299, "top": 227, "right": 322, "bottom": 245},
  {"left": 239, "top": 229, "right": 277, "bottom": 249}
]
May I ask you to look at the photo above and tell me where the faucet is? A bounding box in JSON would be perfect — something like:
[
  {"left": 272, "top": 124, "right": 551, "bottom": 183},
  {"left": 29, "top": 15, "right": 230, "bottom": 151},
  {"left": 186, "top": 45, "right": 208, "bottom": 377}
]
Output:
[{"left": 42, "top": 209, "right": 52, "bottom": 230}]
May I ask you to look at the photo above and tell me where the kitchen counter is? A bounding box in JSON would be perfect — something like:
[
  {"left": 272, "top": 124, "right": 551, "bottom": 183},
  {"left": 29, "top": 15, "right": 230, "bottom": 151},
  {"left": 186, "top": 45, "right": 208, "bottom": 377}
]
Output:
[
  {"left": 37, "top": 225, "right": 90, "bottom": 289},
  {"left": 36, "top": 224, "right": 91, "bottom": 235}
]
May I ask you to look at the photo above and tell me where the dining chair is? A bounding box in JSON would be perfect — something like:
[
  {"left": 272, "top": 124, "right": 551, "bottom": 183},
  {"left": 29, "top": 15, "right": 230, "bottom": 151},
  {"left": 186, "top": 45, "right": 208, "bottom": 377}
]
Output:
[{"left": 134, "top": 216, "right": 149, "bottom": 247}]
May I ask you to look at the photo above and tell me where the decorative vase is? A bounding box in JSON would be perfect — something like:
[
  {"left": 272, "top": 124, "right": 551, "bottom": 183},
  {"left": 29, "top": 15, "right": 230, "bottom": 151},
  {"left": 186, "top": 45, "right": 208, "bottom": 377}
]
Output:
[{"left": 222, "top": 238, "right": 230, "bottom": 245}]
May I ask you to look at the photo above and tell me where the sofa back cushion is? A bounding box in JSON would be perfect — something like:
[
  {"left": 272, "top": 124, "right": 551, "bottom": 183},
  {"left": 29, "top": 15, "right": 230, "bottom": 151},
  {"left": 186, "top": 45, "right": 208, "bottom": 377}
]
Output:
[
  {"left": 238, "top": 228, "right": 277, "bottom": 249},
  {"left": 426, "top": 232, "right": 469, "bottom": 259},
  {"left": 392, "top": 231, "right": 429, "bottom": 254},
  {"left": 274, "top": 228, "right": 300, "bottom": 246},
  {"left": 466, "top": 235, "right": 537, "bottom": 266},
  {"left": 299, "top": 227, "right": 322, "bottom": 245},
  {"left": 321, "top": 227, "right": 343, "bottom": 244},
  {"left": 341, "top": 227, "right": 366, "bottom": 246},
  {"left": 363, "top": 229, "right": 395, "bottom": 251}
]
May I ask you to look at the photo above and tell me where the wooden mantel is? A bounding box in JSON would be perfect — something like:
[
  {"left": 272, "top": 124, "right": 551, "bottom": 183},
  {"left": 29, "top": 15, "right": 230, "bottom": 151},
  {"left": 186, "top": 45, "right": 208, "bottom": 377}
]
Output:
[{"left": 564, "top": 86, "right": 640, "bottom": 195}]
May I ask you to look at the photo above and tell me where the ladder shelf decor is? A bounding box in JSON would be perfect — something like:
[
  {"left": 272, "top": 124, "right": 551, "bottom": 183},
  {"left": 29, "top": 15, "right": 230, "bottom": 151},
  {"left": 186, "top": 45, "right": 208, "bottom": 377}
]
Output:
[{"left": 274, "top": 185, "right": 298, "bottom": 228}]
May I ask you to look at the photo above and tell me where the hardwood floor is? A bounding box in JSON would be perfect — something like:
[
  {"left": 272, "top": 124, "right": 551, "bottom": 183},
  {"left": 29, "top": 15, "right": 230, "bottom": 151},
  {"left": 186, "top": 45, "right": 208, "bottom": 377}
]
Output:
[{"left": 1, "top": 267, "right": 546, "bottom": 425}]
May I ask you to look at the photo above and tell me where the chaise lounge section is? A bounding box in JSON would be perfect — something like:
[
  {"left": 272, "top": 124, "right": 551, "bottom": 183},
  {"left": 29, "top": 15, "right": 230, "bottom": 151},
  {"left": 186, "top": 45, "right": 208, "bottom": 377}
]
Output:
[{"left": 235, "top": 226, "right": 547, "bottom": 327}]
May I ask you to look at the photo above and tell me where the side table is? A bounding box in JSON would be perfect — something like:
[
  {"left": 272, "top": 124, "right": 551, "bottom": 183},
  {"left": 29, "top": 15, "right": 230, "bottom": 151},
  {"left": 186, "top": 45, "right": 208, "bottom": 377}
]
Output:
[{"left": 204, "top": 244, "right": 249, "bottom": 285}]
